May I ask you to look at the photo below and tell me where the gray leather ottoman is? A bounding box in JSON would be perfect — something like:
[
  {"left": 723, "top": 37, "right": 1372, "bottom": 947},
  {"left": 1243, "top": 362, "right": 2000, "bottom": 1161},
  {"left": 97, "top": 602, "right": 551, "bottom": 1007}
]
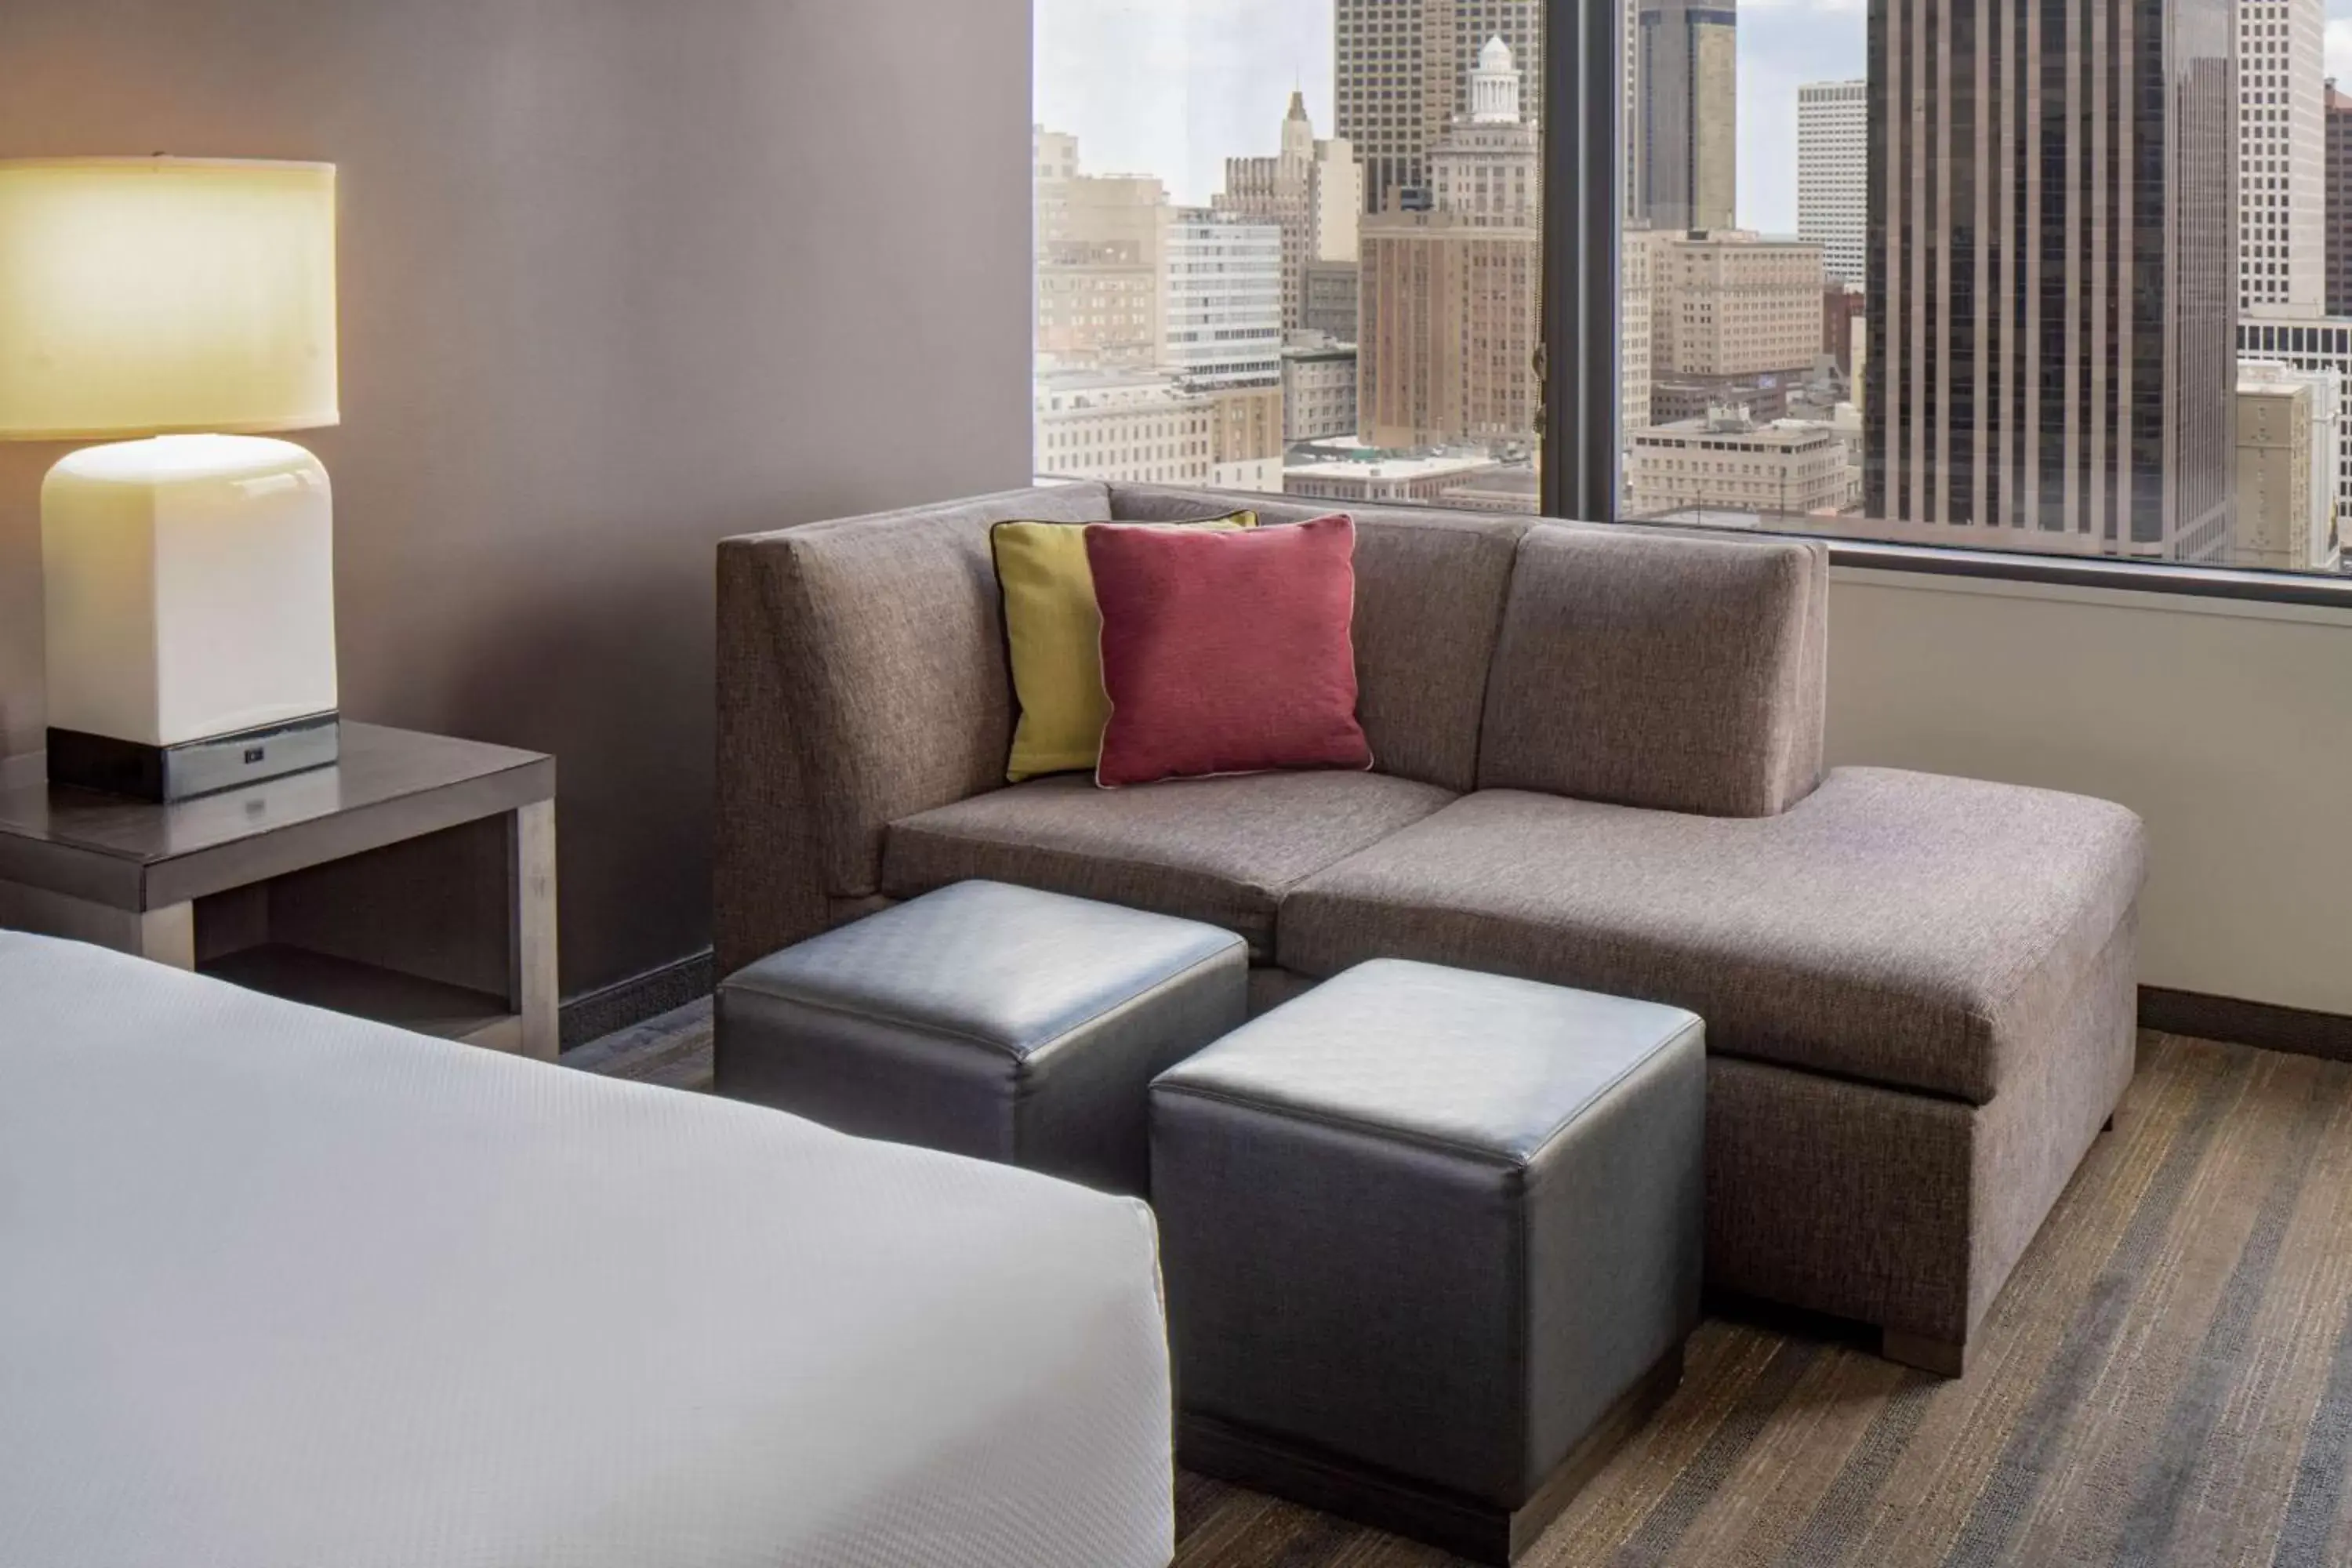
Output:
[
  {"left": 1151, "top": 958, "right": 1704, "bottom": 1564},
  {"left": 715, "top": 879, "right": 1247, "bottom": 1195}
]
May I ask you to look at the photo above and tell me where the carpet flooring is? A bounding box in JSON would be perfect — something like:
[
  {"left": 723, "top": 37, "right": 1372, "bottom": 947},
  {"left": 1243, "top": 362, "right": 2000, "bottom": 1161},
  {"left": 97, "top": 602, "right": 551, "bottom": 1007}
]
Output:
[{"left": 568, "top": 1014, "right": 2352, "bottom": 1566}]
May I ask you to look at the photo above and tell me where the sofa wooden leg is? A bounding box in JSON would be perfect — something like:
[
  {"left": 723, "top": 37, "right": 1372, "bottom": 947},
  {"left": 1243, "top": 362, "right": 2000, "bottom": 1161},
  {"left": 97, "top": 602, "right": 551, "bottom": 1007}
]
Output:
[{"left": 1880, "top": 1329, "right": 1967, "bottom": 1378}]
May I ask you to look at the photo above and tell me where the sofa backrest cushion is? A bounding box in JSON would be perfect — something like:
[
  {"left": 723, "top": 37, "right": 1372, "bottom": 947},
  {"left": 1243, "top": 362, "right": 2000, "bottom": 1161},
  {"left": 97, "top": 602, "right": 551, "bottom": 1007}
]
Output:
[
  {"left": 1109, "top": 485, "right": 1527, "bottom": 792},
  {"left": 1477, "top": 524, "right": 1828, "bottom": 817},
  {"left": 734, "top": 481, "right": 1109, "bottom": 898}
]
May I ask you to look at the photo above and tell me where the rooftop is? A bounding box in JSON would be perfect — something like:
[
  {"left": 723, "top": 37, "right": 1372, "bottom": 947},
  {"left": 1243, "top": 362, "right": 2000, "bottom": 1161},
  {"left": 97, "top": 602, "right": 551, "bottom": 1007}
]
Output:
[
  {"left": 1283, "top": 451, "right": 1497, "bottom": 482},
  {"left": 1033, "top": 367, "right": 1182, "bottom": 394}
]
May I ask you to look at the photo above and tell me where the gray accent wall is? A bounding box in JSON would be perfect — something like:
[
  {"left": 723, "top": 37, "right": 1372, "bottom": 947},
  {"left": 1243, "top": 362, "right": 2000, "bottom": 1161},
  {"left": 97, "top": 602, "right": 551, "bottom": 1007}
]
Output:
[{"left": 0, "top": 0, "right": 1033, "bottom": 996}]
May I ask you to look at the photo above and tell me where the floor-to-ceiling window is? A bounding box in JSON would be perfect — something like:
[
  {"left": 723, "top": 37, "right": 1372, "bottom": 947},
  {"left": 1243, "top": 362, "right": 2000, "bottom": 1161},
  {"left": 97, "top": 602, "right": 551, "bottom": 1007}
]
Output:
[
  {"left": 1617, "top": 0, "right": 2347, "bottom": 577},
  {"left": 1037, "top": 0, "right": 2351, "bottom": 579},
  {"left": 1033, "top": 1, "right": 1547, "bottom": 515}
]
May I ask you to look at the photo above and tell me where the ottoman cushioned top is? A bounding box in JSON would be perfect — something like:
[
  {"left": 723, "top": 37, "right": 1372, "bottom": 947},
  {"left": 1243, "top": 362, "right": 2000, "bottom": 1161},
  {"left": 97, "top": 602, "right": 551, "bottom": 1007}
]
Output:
[
  {"left": 1155, "top": 958, "right": 1702, "bottom": 1163},
  {"left": 1277, "top": 768, "right": 2145, "bottom": 1105},
  {"left": 719, "top": 880, "right": 1249, "bottom": 1194},
  {"left": 724, "top": 879, "right": 1242, "bottom": 1058}
]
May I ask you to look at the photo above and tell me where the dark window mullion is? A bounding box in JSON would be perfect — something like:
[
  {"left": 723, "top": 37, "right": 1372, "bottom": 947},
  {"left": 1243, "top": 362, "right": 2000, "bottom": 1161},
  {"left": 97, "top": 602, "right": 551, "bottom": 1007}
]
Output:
[{"left": 1541, "top": 0, "right": 1625, "bottom": 521}]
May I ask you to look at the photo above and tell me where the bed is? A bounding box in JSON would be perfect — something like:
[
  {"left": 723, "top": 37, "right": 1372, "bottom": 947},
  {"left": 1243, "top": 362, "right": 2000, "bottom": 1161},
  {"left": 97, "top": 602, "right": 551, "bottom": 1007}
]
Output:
[{"left": 0, "top": 932, "right": 1175, "bottom": 1567}]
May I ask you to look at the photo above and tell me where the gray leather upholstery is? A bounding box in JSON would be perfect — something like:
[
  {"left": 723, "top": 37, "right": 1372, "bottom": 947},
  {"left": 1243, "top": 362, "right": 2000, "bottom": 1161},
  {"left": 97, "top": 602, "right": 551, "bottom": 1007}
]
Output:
[
  {"left": 1151, "top": 959, "right": 1704, "bottom": 1508},
  {"left": 717, "top": 880, "right": 1248, "bottom": 1194}
]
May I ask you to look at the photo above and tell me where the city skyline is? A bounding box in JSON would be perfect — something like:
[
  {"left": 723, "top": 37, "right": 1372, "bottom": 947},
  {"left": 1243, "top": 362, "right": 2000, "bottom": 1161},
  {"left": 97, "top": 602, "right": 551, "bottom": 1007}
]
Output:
[
  {"left": 1040, "top": 0, "right": 2352, "bottom": 234},
  {"left": 1037, "top": 0, "right": 2352, "bottom": 572},
  {"left": 1034, "top": 0, "right": 1858, "bottom": 233}
]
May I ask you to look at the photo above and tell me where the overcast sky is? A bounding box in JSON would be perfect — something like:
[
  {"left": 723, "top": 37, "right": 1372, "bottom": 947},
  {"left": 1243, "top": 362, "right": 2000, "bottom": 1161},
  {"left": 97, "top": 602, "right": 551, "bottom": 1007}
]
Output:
[{"left": 1038, "top": 0, "right": 2352, "bottom": 234}]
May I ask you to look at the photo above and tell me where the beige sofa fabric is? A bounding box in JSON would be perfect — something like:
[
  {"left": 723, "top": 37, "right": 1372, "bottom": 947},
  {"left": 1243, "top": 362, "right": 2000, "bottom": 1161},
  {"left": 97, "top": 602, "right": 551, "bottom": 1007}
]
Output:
[
  {"left": 1277, "top": 770, "right": 2145, "bottom": 1105},
  {"left": 1478, "top": 524, "right": 1830, "bottom": 818},
  {"left": 1108, "top": 485, "right": 1530, "bottom": 793},
  {"left": 1706, "top": 914, "right": 2136, "bottom": 1343},
  {"left": 884, "top": 771, "right": 1456, "bottom": 957},
  {"left": 714, "top": 483, "right": 1108, "bottom": 971}
]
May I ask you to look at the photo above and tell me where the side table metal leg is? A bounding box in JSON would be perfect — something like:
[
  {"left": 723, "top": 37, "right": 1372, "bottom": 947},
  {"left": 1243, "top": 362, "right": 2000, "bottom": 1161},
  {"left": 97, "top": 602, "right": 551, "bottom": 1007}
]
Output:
[
  {"left": 508, "top": 800, "right": 559, "bottom": 1061},
  {"left": 136, "top": 902, "right": 196, "bottom": 970}
]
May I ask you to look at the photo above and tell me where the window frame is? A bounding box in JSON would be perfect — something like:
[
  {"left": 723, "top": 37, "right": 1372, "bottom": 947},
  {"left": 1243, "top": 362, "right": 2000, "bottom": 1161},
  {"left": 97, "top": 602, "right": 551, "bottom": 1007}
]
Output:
[{"left": 1534, "top": 0, "right": 2352, "bottom": 606}]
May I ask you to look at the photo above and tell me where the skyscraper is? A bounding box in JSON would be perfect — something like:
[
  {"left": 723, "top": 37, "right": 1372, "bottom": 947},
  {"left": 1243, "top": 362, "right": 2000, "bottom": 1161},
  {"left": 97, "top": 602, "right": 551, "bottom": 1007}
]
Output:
[
  {"left": 1428, "top": 2, "right": 1544, "bottom": 179},
  {"left": 2236, "top": 315, "right": 2352, "bottom": 543},
  {"left": 1797, "top": 81, "right": 1866, "bottom": 285},
  {"left": 1164, "top": 210, "right": 1286, "bottom": 492},
  {"left": 1033, "top": 129, "right": 1167, "bottom": 371},
  {"left": 1863, "top": 0, "right": 2235, "bottom": 562},
  {"left": 1163, "top": 209, "right": 1283, "bottom": 394},
  {"left": 1649, "top": 231, "right": 1825, "bottom": 422},
  {"left": 1335, "top": 0, "right": 1541, "bottom": 216},
  {"left": 2237, "top": 0, "right": 2325, "bottom": 314},
  {"left": 1217, "top": 93, "right": 1362, "bottom": 335},
  {"left": 1301, "top": 260, "right": 1361, "bottom": 339},
  {"left": 1621, "top": 227, "right": 1658, "bottom": 456},
  {"left": 1634, "top": 0, "right": 1737, "bottom": 230},
  {"left": 1033, "top": 368, "right": 1215, "bottom": 488},
  {"left": 1627, "top": 405, "right": 1857, "bottom": 519},
  {"left": 1359, "top": 39, "right": 1542, "bottom": 446},
  {"left": 2234, "top": 360, "right": 2343, "bottom": 571},
  {"left": 2326, "top": 82, "right": 2352, "bottom": 315},
  {"left": 1823, "top": 285, "right": 1864, "bottom": 380},
  {"left": 1283, "top": 337, "right": 1359, "bottom": 441},
  {"left": 1427, "top": 39, "right": 1541, "bottom": 225}
]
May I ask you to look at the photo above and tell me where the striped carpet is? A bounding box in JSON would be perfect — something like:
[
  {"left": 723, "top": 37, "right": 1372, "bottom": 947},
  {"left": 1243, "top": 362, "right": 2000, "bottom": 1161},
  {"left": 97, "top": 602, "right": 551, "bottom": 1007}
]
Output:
[{"left": 569, "top": 1017, "right": 2352, "bottom": 1566}]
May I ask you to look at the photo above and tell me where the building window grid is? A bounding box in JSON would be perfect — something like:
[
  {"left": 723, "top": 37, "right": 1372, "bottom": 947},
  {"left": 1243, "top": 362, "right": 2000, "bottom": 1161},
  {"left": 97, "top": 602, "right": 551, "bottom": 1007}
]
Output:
[{"left": 1040, "top": 0, "right": 2350, "bottom": 581}]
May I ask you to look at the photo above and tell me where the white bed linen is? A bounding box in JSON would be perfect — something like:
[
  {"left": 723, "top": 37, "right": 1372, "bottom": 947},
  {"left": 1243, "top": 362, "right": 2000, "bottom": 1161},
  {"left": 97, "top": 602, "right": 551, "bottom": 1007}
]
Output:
[{"left": 0, "top": 933, "right": 1174, "bottom": 1568}]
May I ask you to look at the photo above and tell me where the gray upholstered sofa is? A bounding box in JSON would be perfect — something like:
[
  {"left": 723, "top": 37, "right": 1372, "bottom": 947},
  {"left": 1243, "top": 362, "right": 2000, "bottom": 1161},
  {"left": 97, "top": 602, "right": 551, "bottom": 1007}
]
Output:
[{"left": 715, "top": 481, "right": 2145, "bottom": 1376}]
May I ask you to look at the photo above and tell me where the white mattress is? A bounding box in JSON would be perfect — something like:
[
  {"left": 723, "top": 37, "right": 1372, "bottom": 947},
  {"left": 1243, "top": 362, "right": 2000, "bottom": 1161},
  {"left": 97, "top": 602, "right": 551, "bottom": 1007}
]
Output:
[{"left": 0, "top": 933, "right": 1174, "bottom": 1568}]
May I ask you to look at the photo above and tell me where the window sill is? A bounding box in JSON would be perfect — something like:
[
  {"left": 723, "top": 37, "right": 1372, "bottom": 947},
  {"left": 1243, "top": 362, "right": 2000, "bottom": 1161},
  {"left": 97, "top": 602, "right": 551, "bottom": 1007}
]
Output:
[
  {"left": 1817, "top": 538, "right": 2352, "bottom": 614},
  {"left": 1606, "top": 516, "right": 2352, "bottom": 621}
]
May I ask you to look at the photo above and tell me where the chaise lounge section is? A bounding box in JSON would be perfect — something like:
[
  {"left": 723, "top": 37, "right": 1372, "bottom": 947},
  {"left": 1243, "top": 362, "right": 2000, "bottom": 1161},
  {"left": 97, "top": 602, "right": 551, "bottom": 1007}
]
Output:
[{"left": 715, "top": 481, "right": 2146, "bottom": 1374}]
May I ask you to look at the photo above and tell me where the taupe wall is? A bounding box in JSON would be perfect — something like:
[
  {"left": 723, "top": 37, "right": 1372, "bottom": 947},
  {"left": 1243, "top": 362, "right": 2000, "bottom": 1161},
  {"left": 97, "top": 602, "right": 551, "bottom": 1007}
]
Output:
[
  {"left": 1828, "top": 571, "right": 2352, "bottom": 1017},
  {"left": 0, "top": 1, "right": 1033, "bottom": 996}
]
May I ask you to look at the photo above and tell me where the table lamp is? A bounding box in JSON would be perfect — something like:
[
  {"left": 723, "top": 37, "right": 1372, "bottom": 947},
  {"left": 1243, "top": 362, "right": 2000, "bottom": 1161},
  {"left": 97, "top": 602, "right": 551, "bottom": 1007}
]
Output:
[{"left": 0, "top": 156, "right": 341, "bottom": 801}]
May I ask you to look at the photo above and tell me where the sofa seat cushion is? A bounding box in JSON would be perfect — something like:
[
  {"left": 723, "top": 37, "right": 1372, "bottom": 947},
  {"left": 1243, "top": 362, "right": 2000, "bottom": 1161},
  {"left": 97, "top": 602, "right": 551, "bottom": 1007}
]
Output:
[
  {"left": 885, "top": 772, "right": 1457, "bottom": 958},
  {"left": 1277, "top": 769, "right": 2145, "bottom": 1105}
]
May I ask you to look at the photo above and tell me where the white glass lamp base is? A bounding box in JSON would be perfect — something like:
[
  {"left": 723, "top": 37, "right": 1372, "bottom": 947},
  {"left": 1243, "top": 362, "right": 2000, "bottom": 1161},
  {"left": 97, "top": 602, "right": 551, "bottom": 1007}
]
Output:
[{"left": 41, "top": 434, "right": 338, "bottom": 750}]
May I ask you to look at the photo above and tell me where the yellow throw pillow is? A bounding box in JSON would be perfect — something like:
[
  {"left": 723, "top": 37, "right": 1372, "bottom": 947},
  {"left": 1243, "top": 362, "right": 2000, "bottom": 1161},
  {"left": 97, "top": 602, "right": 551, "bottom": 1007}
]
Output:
[{"left": 993, "top": 512, "right": 1256, "bottom": 781}]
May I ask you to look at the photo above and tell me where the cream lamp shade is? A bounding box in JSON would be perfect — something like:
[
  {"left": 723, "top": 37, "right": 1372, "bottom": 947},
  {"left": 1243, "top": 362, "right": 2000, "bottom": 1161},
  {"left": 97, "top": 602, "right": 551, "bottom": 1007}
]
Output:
[
  {"left": 0, "top": 157, "right": 338, "bottom": 440},
  {"left": 2, "top": 156, "right": 343, "bottom": 800}
]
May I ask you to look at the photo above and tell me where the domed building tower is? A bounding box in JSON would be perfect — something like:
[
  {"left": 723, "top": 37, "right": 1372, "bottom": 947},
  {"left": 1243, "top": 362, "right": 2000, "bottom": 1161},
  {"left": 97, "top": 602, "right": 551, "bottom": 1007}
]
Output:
[
  {"left": 1430, "top": 38, "right": 1539, "bottom": 227},
  {"left": 1359, "top": 37, "right": 1544, "bottom": 448}
]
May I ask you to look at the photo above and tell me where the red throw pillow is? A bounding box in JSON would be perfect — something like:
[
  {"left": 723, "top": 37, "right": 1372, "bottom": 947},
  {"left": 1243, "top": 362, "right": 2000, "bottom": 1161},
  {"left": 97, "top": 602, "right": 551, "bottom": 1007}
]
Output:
[{"left": 1083, "top": 514, "right": 1372, "bottom": 788}]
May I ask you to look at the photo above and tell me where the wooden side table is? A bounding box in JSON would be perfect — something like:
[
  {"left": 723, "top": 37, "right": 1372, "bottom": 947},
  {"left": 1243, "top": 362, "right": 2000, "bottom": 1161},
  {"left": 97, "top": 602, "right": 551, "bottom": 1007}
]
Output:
[{"left": 0, "top": 723, "right": 557, "bottom": 1060}]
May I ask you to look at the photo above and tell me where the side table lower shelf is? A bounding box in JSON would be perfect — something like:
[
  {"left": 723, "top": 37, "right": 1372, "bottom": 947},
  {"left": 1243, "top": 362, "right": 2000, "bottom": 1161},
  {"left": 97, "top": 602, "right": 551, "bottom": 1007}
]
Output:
[
  {"left": 201, "top": 944, "right": 526, "bottom": 1052},
  {"left": 0, "top": 724, "right": 557, "bottom": 1060}
]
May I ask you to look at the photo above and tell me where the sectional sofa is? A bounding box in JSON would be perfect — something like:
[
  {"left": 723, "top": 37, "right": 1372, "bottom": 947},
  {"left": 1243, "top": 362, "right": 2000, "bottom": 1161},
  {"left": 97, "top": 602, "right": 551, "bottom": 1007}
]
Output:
[{"left": 714, "top": 481, "right": 2146, "bottom": 1375}]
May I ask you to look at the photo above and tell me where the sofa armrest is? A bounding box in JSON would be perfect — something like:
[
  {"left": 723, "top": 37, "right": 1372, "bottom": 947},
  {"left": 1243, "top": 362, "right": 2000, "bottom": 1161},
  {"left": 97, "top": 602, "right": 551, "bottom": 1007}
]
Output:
[
  {"left": 715, "top": 533, "right": 829, "bottom": 977},
  {"left": 713, "top": 484, "right": 1109, "bottom": 975},
  {"left": 1477, "top": 524, "right": 1829, "bottom": 817}
]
